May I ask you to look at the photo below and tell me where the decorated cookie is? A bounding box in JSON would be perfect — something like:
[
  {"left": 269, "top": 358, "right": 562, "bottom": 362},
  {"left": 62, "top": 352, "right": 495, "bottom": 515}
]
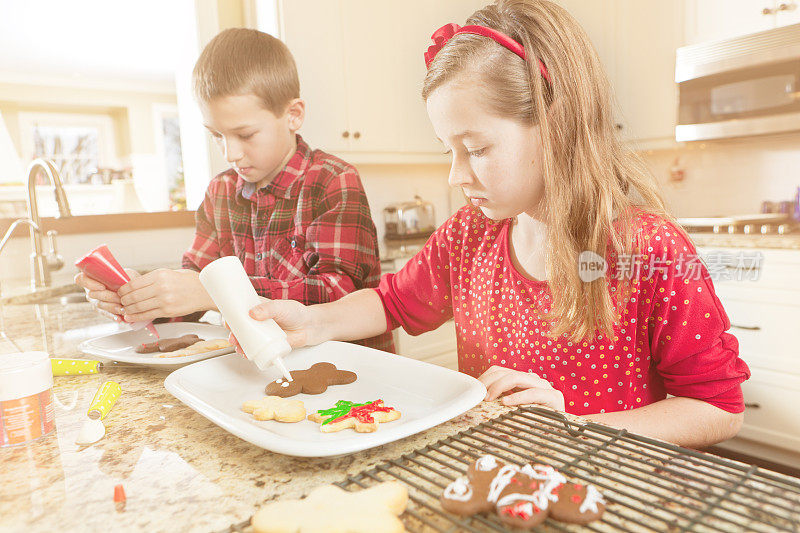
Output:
[
  {"left": 468, "top": 454, "right": 504, "bottom": 488},
  {"left": 492, "top": 464, "right": 565, "bottom": 529},
  {"left": 441, "top": 455, "right": 505, "bottom": 515},
  {"left": 438, "top": 455, "right": 605, "bottom": 527},
  {"left": 494, "top": 468, "right": 549, "bottom": 529},
  {"left": 308, "top": 399, "right": 401, "bottom": 433},
  {"left": 265, "top": 362, "right": 357, "bottom": 397},
  {"left": 135, "top": 334, "right": 201, "bottom": 353},
  {"left": 242, "top": 396, "right": 306, "bottom": 423},
  {"left": 154, "top": 338, "right": 231, "bottom": 358},
  {"left": 251, "top": 481, "right": 408, "bottom": 533},
  {"left": 550, "top": 482, "right": 606, "bottom": 524}
]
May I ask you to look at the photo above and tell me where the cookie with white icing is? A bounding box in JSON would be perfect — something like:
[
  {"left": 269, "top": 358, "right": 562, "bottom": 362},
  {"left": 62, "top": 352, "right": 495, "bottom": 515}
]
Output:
[
  {"left": 493, "top": 463, "right": 567, "bottom": 529},
  {"left": 494, "top": 471, "right": 549, "bottom": 529},
  {"left": 550, "top": 482, "right": 606, "bottom": 524},
  {"left": 441, "top": 455, "right": 505, "bottom": 515}
]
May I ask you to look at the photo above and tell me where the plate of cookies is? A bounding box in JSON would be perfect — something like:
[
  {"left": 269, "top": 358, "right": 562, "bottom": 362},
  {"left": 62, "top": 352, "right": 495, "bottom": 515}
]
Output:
[
  {"left": 164, "top": 340, "right": 486, "bottom": 457},
  {"left": 78, "top": 322, "right": 235, "bottom": 370}
]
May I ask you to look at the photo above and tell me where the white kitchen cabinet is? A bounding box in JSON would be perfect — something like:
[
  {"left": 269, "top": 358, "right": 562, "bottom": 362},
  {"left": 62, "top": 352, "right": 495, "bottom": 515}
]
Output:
[
  {"left": 776, "top": 1, "right": 800, "bottom": 25},
  {"left": 280, "top": 0, "right": 351, "bottom": 153},
  {"left": 698, "top": 245, "right": 800, "bottom": 465},
  {"left": 612, "top": 0, "right": 683, "bottom": 147},
  {"left": 684, "top": 0, "right": 800, "bottom": 46},
  {"left": 556, "top": 1, "right": 683, "bottom": 149},
  {"left": 738, "top": 368, "right": 800, "bottom": 454},
  {"left": 279, "top": 0, "right": 483, "bottom": 162},
  {"left": 394, "top": 319, "right": 459, "bottom": 371}
]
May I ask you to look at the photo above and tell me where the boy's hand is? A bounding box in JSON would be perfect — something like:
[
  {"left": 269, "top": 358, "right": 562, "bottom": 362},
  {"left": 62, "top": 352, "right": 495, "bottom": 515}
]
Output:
[
  {"left": 478, "top": 365, "right": 566, "bottom": 412},
  {"left": 117, "top": 269, "right": 214, "bottom": 323},
  {"left": 76, "top": 268, "right": 139, "bottom": 317},
  {"left": 228, "top": 298, "right": 316, "bottom": 353}
]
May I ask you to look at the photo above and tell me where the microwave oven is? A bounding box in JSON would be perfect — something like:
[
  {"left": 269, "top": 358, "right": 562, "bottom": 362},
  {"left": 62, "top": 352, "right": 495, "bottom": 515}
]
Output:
[{"left": 675, "top": 23, "right": 800, "bottom": 141}]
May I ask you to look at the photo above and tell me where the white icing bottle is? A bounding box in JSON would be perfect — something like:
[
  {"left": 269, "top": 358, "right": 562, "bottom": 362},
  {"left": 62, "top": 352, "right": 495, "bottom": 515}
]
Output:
[{"left": 199, "top": 256, "right": 292, "bottom": 378}]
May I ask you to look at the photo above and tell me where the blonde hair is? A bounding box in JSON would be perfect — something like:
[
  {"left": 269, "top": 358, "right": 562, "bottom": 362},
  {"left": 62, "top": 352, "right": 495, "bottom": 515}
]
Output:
[
  {"left": 193, "top": 28, "right": 299, "bottom": 115},
  {"left": 423, "top": 0, "right": 676, "bottom": 342}
]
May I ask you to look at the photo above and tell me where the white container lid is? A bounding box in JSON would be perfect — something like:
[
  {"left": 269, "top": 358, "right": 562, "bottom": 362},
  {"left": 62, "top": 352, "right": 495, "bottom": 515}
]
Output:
[{"left": 0, "top": 351, "right": 53, "bottom": 401}]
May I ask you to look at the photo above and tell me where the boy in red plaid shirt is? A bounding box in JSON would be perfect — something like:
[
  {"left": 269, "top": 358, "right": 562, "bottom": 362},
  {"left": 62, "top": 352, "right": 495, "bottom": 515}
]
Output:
[{"left": 76, "top": 28, "right": 393, "bottom": 352}]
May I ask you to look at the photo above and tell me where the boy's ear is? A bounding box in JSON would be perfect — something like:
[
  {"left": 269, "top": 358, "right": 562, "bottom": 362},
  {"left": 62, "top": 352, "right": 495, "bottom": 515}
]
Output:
[{"left": 285, "top": 98, "right": 306, "bottom": 132}]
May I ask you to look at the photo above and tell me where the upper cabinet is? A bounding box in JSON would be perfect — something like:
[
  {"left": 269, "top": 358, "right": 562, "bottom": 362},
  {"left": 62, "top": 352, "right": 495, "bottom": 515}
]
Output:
[
  {"left": 684, "top": 0, "right": 800, "bottom": 45},
  {"left": 280, "top": 0, "right": 483, "bottom": 163},
  {"left": 556, "top": 1, "right": 683, "bottom": 149}
]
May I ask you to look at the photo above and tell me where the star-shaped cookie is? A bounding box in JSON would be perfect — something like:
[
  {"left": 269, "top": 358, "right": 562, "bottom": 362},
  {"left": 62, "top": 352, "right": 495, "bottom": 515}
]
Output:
[
  {"left": 241, "top": 396, "right": 306, "bottom": 423},
  {"left": 307, "top": 399, "right": 401, "bottom": 433},
  {"left": 251, "top": 482, "right": 408, "bottom": 533},
  {"left": 265, "top": 362, "right": 357, "bottom": 397}
]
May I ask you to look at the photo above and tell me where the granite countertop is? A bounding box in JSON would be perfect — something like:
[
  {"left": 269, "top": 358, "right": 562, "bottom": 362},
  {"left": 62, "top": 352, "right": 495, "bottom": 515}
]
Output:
[
  {"left": 3, "top": 300, "right": 799, "bottom": 532},
  {"left": 0, "top": 301, "right": 514, "bottom": 532},
  {"left": 688, "top": 232, "right": 800, "bottom": 250}
]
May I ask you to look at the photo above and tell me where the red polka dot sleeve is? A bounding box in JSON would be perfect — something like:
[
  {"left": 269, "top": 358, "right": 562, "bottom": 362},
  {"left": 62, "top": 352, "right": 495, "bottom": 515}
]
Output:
[
  {"left": 639, "top": 219, "right": 750, "bottom": 413},
  {"left": 376, "top": 221, "right": 455, "bottom": 335}
]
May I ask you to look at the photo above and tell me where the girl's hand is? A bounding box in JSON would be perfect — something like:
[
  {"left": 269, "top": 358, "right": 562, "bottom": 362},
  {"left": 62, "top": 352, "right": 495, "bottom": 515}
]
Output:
[
  {"left": 229, "top": 298, "right": 316, "bottom": 351},
  {"left": 117, "top": 269, "right": 213, "bottom": 323},
  {"left": 75, "top": 268, "right": 139, "bottom": 317},
  {"left": 478, "top": 365, "right": 566, "bottom": 411}
]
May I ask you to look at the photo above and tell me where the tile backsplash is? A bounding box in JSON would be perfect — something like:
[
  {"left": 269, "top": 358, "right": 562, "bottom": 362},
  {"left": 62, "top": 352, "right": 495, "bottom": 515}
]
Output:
[{"left": 641, "top": 133, "right": 800, "bottom": 218}]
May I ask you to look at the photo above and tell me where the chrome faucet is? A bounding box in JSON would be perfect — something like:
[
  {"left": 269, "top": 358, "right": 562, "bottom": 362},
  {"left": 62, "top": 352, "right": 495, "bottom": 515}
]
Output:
[{"left": 26, "top": 159, "right": 71, "bottom": 289}]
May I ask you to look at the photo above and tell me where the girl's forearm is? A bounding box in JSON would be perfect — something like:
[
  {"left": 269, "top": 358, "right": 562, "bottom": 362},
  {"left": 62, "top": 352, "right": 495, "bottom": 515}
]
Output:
[
  {"left": 583, "top": 397, "right": 744, "bottom": 449},
  {"left": 310, "top": 288, "right": 390, "bottom": 344}
]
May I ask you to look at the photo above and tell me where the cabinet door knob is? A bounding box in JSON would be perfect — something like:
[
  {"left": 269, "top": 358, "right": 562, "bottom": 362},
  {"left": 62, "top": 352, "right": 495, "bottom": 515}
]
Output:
[
  {"left": 778, "top": 2, "right": 796, "bottom": 11},
  {"left": 744, "top": 402, "right": 761, "bottom": 409},
  {"left": 762, "top": 6, "right": 776, "bottom": 14},
  {"left": 615, "top": 123, "right": 624, "bottom": 131},
  {"left": 353, "top": 131, "right": 361, "bottom": 139},
  {"left": 342, "top": 131, "right": 350, "bottom": 138}
]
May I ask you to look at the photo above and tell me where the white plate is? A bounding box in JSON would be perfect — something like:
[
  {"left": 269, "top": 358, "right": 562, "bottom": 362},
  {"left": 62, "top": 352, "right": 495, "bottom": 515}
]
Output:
[
  {"left": 77, "top": 322, "right": 234, "bottom": 370},
  {"left": 164, "top": 341, "right": 486, "bottom": 457}
]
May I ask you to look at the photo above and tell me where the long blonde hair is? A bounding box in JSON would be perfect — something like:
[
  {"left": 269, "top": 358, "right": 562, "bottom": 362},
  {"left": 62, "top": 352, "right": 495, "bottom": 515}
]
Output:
[{"left": 422, "top": 0, "right": 675, "bottom": 341}]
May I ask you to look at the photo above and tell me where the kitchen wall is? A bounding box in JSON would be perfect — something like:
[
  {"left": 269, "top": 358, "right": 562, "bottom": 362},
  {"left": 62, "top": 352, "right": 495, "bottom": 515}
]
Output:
[
  {"left": 357, "top": 163, "right": 453, "bottom": 244},
  {"left": 641, "top": 133, "right": 800, "bottom": 218}
]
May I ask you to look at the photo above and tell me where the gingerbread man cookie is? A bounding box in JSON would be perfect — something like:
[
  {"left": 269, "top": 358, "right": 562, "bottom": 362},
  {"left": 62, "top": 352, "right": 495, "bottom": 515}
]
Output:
[
  {"left": 135, "top": 334, "right": 200, "bottom": 353},
  {"left": 251, "top": 481, "right": 408, "bottom": 533},
  {"left": 242, "top": 396, "right": 306, "bottom": 423},
  {"left": 308, "top": 399, "right": 401, "bottom": 433},
  {"left": 492, "top": 464, "right": 565, "bottom": 529},
  {"left": 265, "top": 362, "right": 357, "bottom": 397},
  {"left": 550, "top": 482, "right": 606, "bottom": 524},
  {"left": 440, "top": 455, "right": 503, "bottom": 515},
  {"left": 439, "top": 455, "right": 605, "bottom": 528}
]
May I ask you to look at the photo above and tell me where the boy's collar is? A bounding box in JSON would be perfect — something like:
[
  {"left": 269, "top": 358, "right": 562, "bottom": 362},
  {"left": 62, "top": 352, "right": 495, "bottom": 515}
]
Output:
[{"left": 236, "top": 134, "right": 311, "bottom": 202}]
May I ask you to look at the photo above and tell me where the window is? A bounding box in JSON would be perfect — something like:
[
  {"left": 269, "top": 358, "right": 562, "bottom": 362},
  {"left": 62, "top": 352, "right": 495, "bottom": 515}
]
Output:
[{"left": 17, "top": 111, "right": 118, "bottom": 185}]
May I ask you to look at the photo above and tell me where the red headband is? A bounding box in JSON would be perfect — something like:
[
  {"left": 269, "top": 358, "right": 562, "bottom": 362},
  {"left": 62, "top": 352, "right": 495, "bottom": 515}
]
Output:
[{"left": 424, "top": 23, "right": 550, "bottom": 83}]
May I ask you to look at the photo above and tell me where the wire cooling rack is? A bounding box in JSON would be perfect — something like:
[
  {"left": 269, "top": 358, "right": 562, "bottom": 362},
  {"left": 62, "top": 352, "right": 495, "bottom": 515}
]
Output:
[{"left": 221, "top": 406, "right": 800, "bottom": 532}]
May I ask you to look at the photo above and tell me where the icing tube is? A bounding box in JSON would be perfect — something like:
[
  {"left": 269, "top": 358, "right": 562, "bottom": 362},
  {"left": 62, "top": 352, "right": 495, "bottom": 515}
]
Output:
[
  {"left": 75, "top": 245, "right": 159, "bottom": 338},
  {"left": 199, "top": 256, "right": 292, "bottom": 375}
]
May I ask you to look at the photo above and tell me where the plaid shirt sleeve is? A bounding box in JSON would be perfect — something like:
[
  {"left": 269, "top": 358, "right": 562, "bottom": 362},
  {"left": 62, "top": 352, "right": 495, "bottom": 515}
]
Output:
[
  {"left": 247, "top": 168, "right": 381, "bottom": 304},
  {"left": 182, "top": 187, "right": 221, "bottom": 272}
]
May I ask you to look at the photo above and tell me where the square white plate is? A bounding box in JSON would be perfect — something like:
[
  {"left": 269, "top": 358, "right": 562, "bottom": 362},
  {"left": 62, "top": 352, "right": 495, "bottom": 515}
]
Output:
[
  {"left": 77, "top": 322, "right": 234, "bottom": 370},
  {"left": 164, "top": 341, "right": 486, "bottom": 457}
]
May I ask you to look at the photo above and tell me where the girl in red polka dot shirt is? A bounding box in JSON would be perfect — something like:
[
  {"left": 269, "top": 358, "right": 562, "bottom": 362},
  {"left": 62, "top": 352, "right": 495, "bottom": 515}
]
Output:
[{"left": 242, "top": 0, "right": 750, "bottom": 447}]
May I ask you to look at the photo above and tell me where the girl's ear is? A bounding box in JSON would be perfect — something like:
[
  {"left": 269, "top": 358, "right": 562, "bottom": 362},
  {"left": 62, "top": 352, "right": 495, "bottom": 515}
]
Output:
[{"left": 285, "top": 98, "right": 306, "bottom": 132}]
